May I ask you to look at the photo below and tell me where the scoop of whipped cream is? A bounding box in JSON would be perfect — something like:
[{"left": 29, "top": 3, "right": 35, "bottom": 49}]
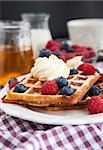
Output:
[
  {"left": 66, "top": 56, "right": 83, "bottom": 69},
  {"left": 31, "top": 54, "right": 70, "bottom": 81}
]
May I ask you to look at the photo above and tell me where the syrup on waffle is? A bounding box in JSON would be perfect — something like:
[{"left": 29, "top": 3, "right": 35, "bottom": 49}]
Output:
[{"left": 3, "top": 72, "right": 100, "bottom": 108}]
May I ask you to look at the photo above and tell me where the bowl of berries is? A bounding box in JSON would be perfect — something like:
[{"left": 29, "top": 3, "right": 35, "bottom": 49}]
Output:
[{"left": 43, "top": 40, "right": 96, "bottom": 63}]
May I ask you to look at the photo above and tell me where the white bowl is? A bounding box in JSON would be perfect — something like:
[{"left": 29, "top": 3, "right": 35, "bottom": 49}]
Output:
[{"left": 67, "top": 19, "right": 103, "bottom": 51}]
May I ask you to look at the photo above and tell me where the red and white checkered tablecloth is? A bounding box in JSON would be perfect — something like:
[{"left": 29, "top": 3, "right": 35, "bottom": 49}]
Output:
[{"left": 0, "top": 111, "right": 103, "bottom": 150}]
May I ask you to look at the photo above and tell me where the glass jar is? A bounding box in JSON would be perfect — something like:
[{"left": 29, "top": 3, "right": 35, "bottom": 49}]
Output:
[
  {"left": 0, "top": 21, "right": 34, "bottom": 85},
  {"left": 21, "top": 13, "right": 52, "bottom": 56}
]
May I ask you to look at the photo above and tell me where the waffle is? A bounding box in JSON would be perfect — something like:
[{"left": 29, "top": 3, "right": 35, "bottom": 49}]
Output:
[
  {"left": 3, "top": 72, "right": 100, "bottom": 108},
  {"left": 27, "top": 100, "right": 88, "bottom": 111}
]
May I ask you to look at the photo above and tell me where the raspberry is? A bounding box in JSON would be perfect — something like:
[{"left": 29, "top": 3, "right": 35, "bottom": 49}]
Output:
[
  {"left": 77, "top": 63, "right": 85, "bottom": 71},
  {"left": 88, "top": 96, "right": 103, "bottom": 114},
  {"left": 45, "top": 40, "right": 53, "bottom": 49},
  {"left": 77, "top": 63, "right": 96, "bottom": 75},
  {"left": 99, "top": 74, "right": 103, "bottom": 82},
  {"left": 41, "top": 80, "right": 59, "bottom": 95},
  {"left": 71, "top": 45, "right": 96, "bottom": 63},
  {"left": 66, "top": 53, "right": 76, "bottom": 60},
  {"left": 88, "top": 51, "right": 96, "bottom": 57},
  {"left": 9, "top": 80, "right": 19, "bottom": 89},
  {"left": 74, "top": 47, "right": 85, "bottom": 52},
  {"left": 58, "top": 55, "right": 66, "bottom": 62},
  {"left": 82, "top": 51, "right": 90, "bottom": 59},
  {"left": 50, "top": 45, "right": 60, "bottom": 53},
  {"left": 9, "top": 78, "right": 19, "bottom": 89},
  {"left": 61, "top": 49, "right": 67, "bottom": 56},
  {"left": 46, "top": 40, "right": 61, "bottom": 50},
  {"left": 71, "top": 45, "right": 80, "bottom": 49}
]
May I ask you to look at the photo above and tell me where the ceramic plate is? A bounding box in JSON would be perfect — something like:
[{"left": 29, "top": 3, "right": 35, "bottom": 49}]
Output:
[{"left": 0, "top": 71, "right": 103, "bottom": 125}]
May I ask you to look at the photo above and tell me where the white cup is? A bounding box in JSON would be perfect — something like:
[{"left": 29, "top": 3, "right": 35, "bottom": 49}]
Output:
[{"left": 67, "top": 19, "right": 103, "bottom": 52}]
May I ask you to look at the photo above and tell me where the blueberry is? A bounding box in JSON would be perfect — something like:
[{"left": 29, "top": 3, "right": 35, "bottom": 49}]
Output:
[
  {"left": 8, "top": 77, "right": 18, "bottom": 84},
  {"left": 88, "top": 86, "right": 100, "bottom": 96},
  {"left": 13, "top": 84, "right": 28, "bottom": 93},
  {"left": 60, "top": 86, "right": 75, "bottom": 96},
  {"left": 56, "top": 77, "right": 68, "bottom": 88},
  {"left": 39, "top": 48, "right": 51, "bottom": 58},
  {"left": 54, "top": 50, "right": 62, "bottom": 56},
  {"left": 70, "top": 69, "right": 78, "bottom": 75},
  {"left": 61, "top": 43, "right": 74, "bottom": 53},
  {"left": 96, "top": 68, "right": 100, "bottom": 73}
]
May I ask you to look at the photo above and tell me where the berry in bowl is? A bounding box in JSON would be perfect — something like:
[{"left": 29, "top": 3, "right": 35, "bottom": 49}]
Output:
[{"left": 45, "top": 40, "right": 96, "bottom": 63}]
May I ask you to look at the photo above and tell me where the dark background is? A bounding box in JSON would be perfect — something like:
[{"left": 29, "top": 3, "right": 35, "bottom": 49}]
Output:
[{"left": 1, "top": 1, "right": 103, "bottom": 38}]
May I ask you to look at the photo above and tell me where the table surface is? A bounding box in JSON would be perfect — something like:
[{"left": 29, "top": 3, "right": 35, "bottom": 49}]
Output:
[
  {"left": 0, "top": 61, "right": 103, "bottom": 150},
  {"left": 0, "top": 111, "right": 103, "bottom": 150}
]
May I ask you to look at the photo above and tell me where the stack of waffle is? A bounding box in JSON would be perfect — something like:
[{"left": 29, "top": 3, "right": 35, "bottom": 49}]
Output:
[{"left": 3, "top": 73, "right": 100, "bottom": 111}]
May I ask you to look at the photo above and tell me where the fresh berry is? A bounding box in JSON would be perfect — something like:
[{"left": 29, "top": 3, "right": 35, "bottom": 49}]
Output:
[
  {"left": 9, "top": 77, "right": 19, "bottom": 89},
  {"left": 60, "top": 86, "right": 75, "bottom": 96},
  {"left": 61, "top": 43, "right": 74, "bottom": 53},
  {"left": 77, "top": 63, "right": 85, "bottom": 71},
  {"left": 50, "top": 46, "right": 60, "bottom": 53},
  {"left": 87, "top": 47, "right": 96, "bottom": 57},
  {"left": 54, "top": 50, "right": 62, "bottom": 56},
  {"left": 39, "top": 49, "right": 51, "bottom": 58},
  {"left": 61, "top": 49, "right": 68, "bottom": 56},
  {"left": 56, "top": 77, "right": 68, "bottom": 88},
  {"left": 13, "top": 84, "right": 28, "bottom": 93},
  {"left": 96, "top": 69, "right": 100, "bottom": 73},
  {"left": 58, "top": 55, "right": 66, "bottom": 62},
  {"left": 77, "top": 63, "right": 96, "bottom": 75},
  {"left": 81, "top": 50, "right": 90, "bottom": 59},
  {"left": 88, "top": 96, "right": 103, "bottom": 114},
  {"left": 88, "top": 86, "right": 100, "bottom": 97},
  {"left": 46, "top": 40, "right": 54, "bottom": 48},
  {"left": 66, "top": 53, "right": 76, "bottom": 60},
  {"left": 99, "top": 74, "right": 103, "bottom": 82},
  {"left": 72, "top": 45, "right": 80, "bottom": 49},
  {"left": 46, "top": 40, "right": 62, "bottom": 50},
  {"left": 71, "top": 45, "right": 96, "bottom": 63},
  {"left": 82, "top": 63, "right": 96, "bottom": 75},
  {"left": 41, "top": 80, "right": 58, "bottom": 95},
  {"left": 70, "top": 69, "right": 78, "bottom": 75},
  {"left": 9, "top": 77, "right": 18, "bottom": 84}
]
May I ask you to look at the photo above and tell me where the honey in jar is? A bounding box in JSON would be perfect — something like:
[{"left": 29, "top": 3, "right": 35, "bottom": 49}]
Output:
[{"left": 0, "top": 21, "right": 35, "bottom": 85}]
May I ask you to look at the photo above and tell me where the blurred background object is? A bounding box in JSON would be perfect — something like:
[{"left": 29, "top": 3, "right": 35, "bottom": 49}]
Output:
[
  {"left": 21, "top": 13, "right": 52, "bottom": 56},
  {"left": 0, "top": 21, "right": 34, "bottom": 85},
  {"left": 1, "top": 1, "right": 103, "bottom": 39},
  {"left": 67, "top": 19, "right": 103, "bottom": 50}
]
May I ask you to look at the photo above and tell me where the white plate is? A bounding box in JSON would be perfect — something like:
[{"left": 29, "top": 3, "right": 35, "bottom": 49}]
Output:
[{"left": 0, "top": 72, "right": 103, "bottom": 125}]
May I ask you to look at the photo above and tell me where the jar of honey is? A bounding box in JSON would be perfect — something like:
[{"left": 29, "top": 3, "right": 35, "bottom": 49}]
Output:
[{"left": 0, "top": 21, "right": 34, "bottom": 85}]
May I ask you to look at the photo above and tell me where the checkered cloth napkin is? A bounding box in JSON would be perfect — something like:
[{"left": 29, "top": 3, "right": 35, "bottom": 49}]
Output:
[{"left": 0, "top": 111, "right": 103, "bottom": 150}]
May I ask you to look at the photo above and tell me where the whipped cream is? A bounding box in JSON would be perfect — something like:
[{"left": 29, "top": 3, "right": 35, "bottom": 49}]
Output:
[
  {"left": 31, "top": 54, "right": 70, "bottom": 81},
  {"left": 66, "top": 56, "right": 83, "bottom": 69}
]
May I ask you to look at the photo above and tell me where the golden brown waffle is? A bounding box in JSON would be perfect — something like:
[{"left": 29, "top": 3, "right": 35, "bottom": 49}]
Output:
[
  {"left": 3, "top": 72, "right": 100, "bottom": 108},
  {"left": 27, "top": 100, "right": 88, "bottom": 111}
]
